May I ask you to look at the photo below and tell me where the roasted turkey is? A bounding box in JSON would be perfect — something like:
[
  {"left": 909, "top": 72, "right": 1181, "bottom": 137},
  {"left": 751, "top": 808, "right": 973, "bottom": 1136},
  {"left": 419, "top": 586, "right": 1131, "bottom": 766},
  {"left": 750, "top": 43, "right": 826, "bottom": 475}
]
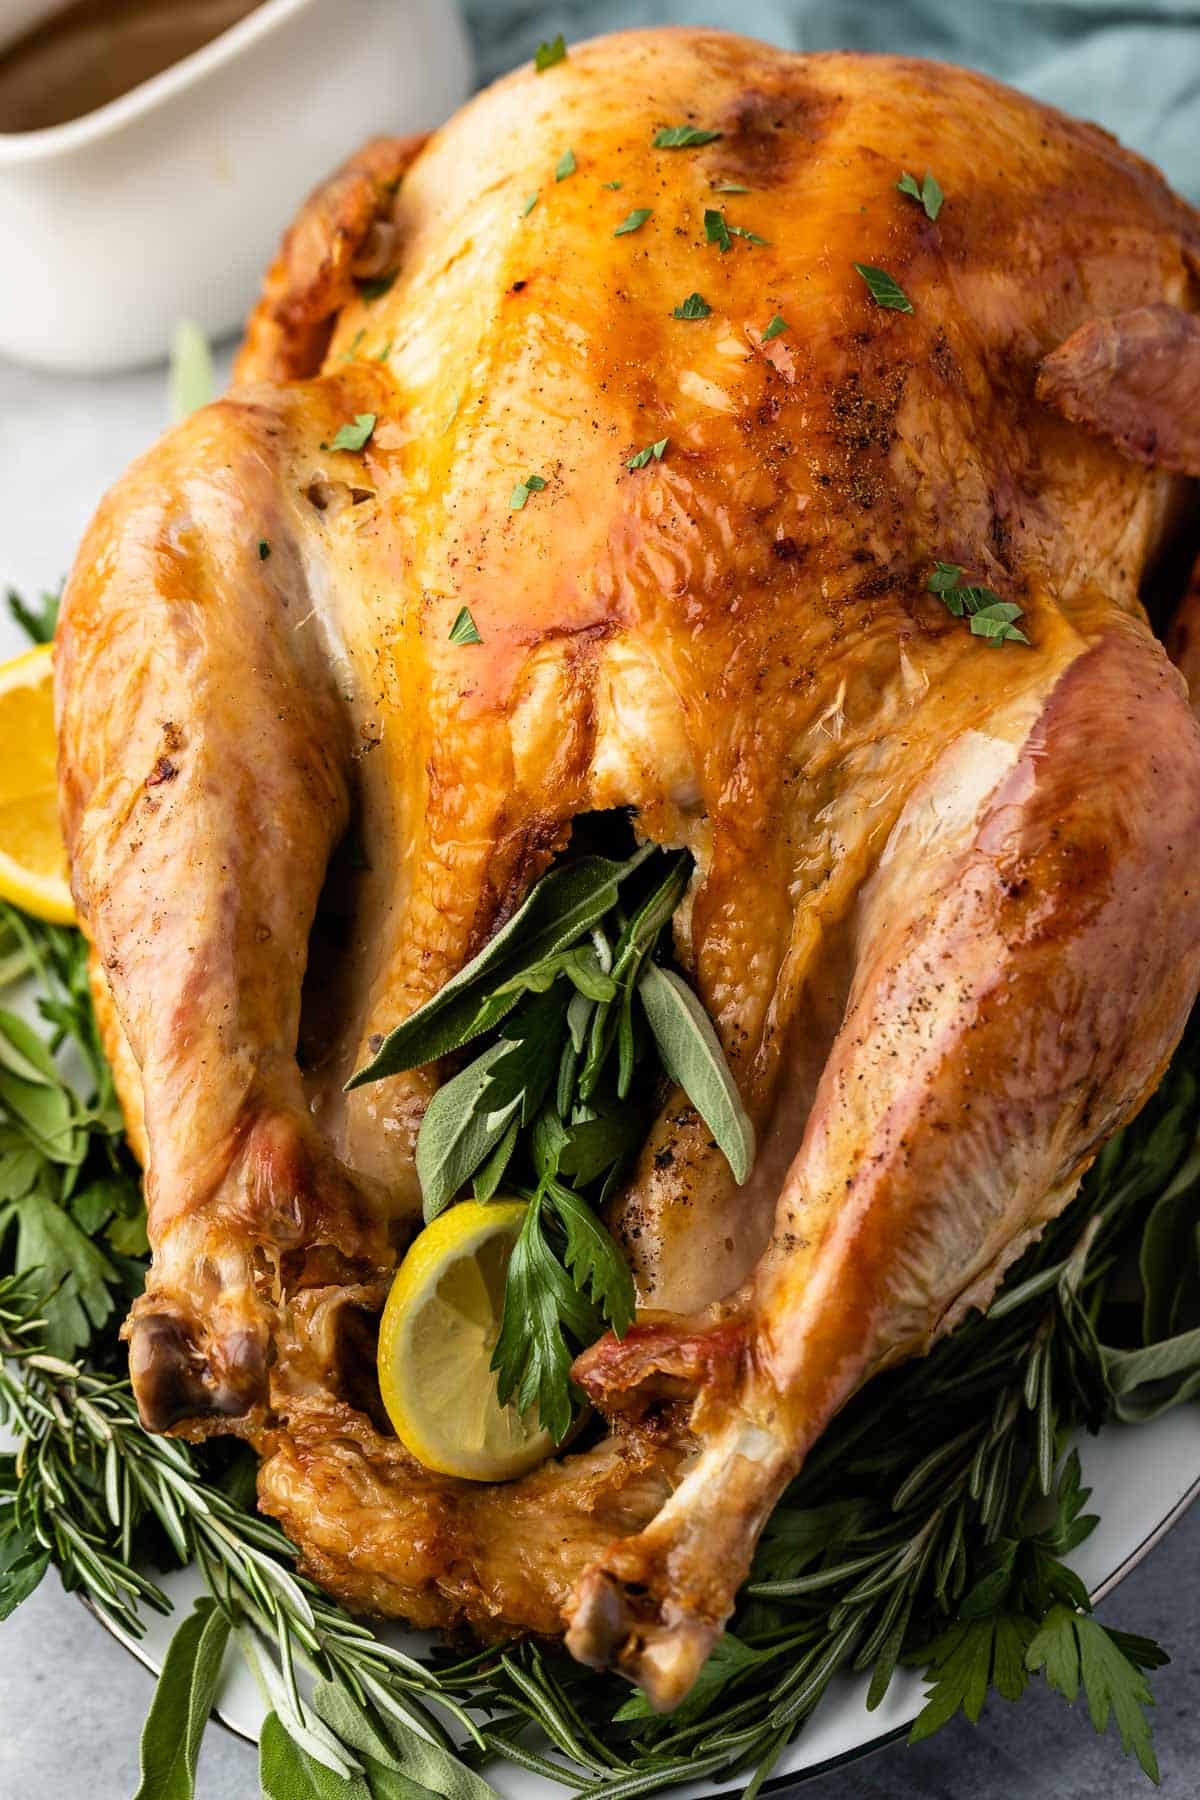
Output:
[{"left": 55, "top": 29, "right": 1200, "bottom": 1710}]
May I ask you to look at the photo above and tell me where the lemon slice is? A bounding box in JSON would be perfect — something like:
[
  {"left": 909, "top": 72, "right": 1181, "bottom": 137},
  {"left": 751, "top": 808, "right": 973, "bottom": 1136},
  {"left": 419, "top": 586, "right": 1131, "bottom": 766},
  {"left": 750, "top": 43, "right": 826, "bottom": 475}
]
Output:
[
  {"left": 0, "top": 643, "right": 74, "bottom": 924},
  {"left": 377, "top": 1199, "right": 554, "bottom": 1481}
]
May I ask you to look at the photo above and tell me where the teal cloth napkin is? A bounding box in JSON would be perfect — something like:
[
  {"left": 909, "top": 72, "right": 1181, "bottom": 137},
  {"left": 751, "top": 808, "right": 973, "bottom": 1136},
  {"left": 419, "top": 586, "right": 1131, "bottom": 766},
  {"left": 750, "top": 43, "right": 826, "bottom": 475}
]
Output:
[{"left": 464, "top": 0, "right": 1200, "bottom": 200}]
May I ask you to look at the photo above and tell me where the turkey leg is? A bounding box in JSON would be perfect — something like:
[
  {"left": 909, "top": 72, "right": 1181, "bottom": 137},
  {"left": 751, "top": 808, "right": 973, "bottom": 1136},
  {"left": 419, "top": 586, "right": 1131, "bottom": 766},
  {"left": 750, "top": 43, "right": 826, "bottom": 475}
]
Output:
[
  {"left": 56, "top": 389, "right": 388, "bottom": 1434},
  {"left": 568, "top": 622, "right": 1200, "bottom": 1705}
]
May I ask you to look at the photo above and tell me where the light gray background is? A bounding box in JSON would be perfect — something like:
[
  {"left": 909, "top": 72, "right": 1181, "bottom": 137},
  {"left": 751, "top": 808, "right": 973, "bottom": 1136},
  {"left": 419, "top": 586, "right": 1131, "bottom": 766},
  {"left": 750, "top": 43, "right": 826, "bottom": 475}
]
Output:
[{"left": 0, "top": 312, "right": 1197, "bottom": 1800}]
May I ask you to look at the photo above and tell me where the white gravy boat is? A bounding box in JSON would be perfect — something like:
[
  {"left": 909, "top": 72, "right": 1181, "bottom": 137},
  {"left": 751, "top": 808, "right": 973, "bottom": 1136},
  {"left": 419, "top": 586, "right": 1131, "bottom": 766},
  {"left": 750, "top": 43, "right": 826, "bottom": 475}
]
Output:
[{"left": 0, "top": 0, "right": 472, "bottom": 372}]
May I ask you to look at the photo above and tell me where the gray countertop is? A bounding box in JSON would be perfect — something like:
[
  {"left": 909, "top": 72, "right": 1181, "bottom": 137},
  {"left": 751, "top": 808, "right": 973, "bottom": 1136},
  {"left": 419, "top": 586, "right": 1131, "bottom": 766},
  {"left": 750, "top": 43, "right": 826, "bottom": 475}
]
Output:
[{"left": 0, "top": 345, "right": 1196, "bottom": 1800}]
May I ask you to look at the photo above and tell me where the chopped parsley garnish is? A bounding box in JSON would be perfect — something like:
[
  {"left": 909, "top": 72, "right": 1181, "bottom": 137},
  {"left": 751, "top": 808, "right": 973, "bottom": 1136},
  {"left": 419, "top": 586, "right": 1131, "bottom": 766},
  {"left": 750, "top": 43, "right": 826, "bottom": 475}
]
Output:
[
  {"left": 712, "top": 180, "right": 750, "bottom": 194},
  {"left": 626, "top": 437, "right": 669, "bottom": 470},
  {"left": 853, "top": 263, "right": 914, "bottom": 313},
  {"left": 673, "top": 292, "right": 712, "bottom": 320},
  {"left": 897, "top": 168, "right": 944, "bottom": 221},
  {"left": 706, "top": 210, "right": 767, "bottom": 253},
  {"left": 341, "top": 328, "right": 365, "bottom": 361},
  {"left": 602, "top": 179, "right": 623, "bottom": 190},
  {"left": 653, "top": 125, "right": 722, "bottom": 148},
  {"left": 327, "top": 412, "right": 377, "bottom": 452},
  {"left": 257, "top": 540, "right": 271, "bottom": 561},
  {"left": 448, "top": 606, "right": 482, "bottom": 645},
  {"left": 375, "top": 339, "right": 393, "bottom": 362},
  {"left": 358, "top": 274, "right": 395, "bottom": 302},
  {"left": 928, "top": 563, "right": 1030, "bottom": 646},
  {"left": 521, "top": 191, "right": 539, "bottom": 217},
  {"left": 555, "top": 148, "right": 577, "bottom": 181},
  {"left": 705, "top": 208, "right": 732, "bottom": 252},
  {"left": 534, "top": 34, "right": 566, "bottom": 71},
  {"left": 761, "top": 314, "right": 788, "bottom": 342},
  {"left": 613, "top": 208, "right": 652, "bottom": 236},
  {"left": 510, "top": 473, "right": 548, "bottom": 510}
]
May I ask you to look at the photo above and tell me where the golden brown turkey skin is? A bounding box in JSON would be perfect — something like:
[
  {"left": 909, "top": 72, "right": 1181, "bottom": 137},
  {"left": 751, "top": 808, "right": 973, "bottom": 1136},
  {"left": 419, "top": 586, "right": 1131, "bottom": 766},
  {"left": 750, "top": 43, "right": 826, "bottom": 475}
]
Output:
[{"left": 55, "top": 31, "right": 1200, "bottom": 1704}]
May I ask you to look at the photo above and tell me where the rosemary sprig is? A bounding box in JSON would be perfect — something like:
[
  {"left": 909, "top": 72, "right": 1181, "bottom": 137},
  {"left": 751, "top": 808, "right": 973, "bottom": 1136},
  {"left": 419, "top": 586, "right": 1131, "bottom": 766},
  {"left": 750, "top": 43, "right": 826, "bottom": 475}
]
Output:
[{"left": 0, "top": 1276, "right": 497, "bottom": 1791}]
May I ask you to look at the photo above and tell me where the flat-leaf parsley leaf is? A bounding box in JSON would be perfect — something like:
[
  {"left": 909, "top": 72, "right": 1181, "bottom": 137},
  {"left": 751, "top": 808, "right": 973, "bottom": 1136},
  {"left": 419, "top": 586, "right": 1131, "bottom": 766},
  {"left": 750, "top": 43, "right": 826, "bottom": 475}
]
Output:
[
  {"left": 510, "top": 473, "right": 548, "bottom": 510},
  {"left": 653, "top": 125, "right": 722, "bottom": 148},
  {"left": 927, "top": 563, "right": 1030, "bottom": 646},
  {"left": 448, "top": 606, "right": 482, "bottom": 646},
  {"left": 626, "top": 437, "right": 669, "bottom": 470},
  {"left": 853, "top": 263, "right": 914, "bottom": 312},
  {"left": 327, "top": 412, "right": 377, "bottom": 452},
  {"left": 534, "top": 34, "right": 566, "bottom": 71},
  {"left": 897, "top": 168, "right": 944, "bottom": 221}
]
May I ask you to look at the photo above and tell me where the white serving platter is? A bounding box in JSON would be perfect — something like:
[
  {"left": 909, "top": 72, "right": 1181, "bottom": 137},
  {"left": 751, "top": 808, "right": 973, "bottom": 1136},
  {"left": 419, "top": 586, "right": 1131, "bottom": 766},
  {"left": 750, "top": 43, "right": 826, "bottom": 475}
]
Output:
[{"left": 93, "top": 1409, "right": 1200, "bottom": 1796}]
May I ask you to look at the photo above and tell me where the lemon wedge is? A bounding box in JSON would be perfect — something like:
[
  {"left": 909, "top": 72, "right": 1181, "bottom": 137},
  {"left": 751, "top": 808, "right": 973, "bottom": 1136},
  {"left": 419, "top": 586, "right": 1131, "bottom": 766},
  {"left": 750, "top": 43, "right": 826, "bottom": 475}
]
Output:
[
  {"left": 377, "top": 1199, "right": 554, "bottom": 1481},
  {"left": 0, "top": 643, "right": 74, "bottom": 924}
]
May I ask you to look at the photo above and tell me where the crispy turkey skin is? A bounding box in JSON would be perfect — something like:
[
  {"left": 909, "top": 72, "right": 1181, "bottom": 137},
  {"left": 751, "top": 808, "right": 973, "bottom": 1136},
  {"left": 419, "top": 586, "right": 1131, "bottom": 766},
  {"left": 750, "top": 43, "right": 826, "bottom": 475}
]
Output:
[{"left": 55, "top": 31, "right": 1200, "bottom": 1709}]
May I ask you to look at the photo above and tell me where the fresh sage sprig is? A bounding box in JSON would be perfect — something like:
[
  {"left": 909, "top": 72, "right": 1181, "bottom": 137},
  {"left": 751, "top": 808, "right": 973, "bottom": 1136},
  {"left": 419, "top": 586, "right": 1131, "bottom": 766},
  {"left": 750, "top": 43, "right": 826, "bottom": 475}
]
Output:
[{"left": 349, "top": 841, "right": 754, "bottom": 1440}]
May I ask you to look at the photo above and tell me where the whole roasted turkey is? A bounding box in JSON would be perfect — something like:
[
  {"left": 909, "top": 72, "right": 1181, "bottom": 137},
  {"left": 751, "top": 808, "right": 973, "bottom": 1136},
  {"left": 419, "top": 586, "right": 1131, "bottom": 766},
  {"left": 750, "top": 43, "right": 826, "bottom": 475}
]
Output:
[{"left": 55, "top": 30, "right": 1200, "bottom": 1710}]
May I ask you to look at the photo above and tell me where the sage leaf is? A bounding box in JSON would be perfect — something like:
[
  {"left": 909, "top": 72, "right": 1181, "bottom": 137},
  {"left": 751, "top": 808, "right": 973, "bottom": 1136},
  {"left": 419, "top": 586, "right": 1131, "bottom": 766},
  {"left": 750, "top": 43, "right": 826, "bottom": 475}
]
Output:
[
  {"left": 346, "top": 849, "right": 651, "bottom": 1085},
  {"left": 1103, "top": 1327, "right": 1200, "bottom": 1420},
  {"left": 416, "top": 987, "right": 565, "bottom": 1217},
  {"left": 259, "top": 1712, "right": 369, "bottom": 1799},
  {"left": 0, "top": 1010, "right": 57, "bottom": 1085},
  {"left": 579, "top": 852, "right": 689, "bottom": 1099},
  {"left": 555, "top": 1033, "right": 580, "bottom": 1120},
  {"left": 415, "top": 1042, "right": 521, "bottom": 1222},
  {"left": 1139, "top": 1137, "right": 1200, "bottom": 1341},
  {"left": 314, "top": 1672, "right": 503, "bottom": 1800},
  {"left": 493, "top": 944, "right": 616, "bottom": 1004},
  {"left": 133, "top": 1598, "right": 231, "bottom": 1800},
  {"left": 567, "top": 988, "right": 594, "bottom": 1053},
  {"left": 638, "top": 964, "right": 754, "bottom": 1183},
  {"left": 472, "top": 1112, "right": 519, "bottom": 1202}
]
